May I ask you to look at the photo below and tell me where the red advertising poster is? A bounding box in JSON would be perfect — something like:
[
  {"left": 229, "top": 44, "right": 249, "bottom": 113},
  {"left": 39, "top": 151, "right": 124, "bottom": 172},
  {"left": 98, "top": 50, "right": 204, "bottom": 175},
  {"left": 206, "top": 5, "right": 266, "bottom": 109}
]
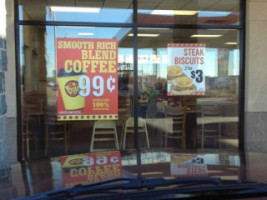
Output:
[
  {"left": 56, "top": 38, "right": 118, "bottom": 121},
  {"left": 167, "top": 43, "right": 205, "bottom": 96},
  {"left": 61, "top": 151, "right": 122, "bottom": 188}
]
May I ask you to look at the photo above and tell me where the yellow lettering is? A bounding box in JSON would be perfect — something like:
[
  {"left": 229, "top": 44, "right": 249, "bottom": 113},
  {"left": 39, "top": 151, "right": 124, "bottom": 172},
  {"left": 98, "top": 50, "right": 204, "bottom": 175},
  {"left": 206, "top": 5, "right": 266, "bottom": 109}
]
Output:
[
  {"left": 111, "top": 42, "right": 116, "bottom": 49},
  {"left": 109, "top": 51, "right": 116, "bottom": 59},
  {"left": 87, "top": 42, "right": 94, "bottom": 49},
  {"left": 96, "top": 42, "right": 103, "bottom": 49},
  {"left": 58, "top": 41, "right": 63, "bottom": 49},
  {"left": 70, "top": 169, "right": 78, "bottom": 177},
  {"left": 99, "top": 61, "right": 108, "bottom": 73},
  {"left": 64, "top": 60, "right": 73, "bottom": 73},
  {"left": 91, "top": 60, "right": 98, "bottom": 73},
  {"left": 112, "top": 164, "right": 121, "bottom": 177},
  {"left": 102, "top": 51, "right": 109, "bottom": 59},
  {"left": 73, "top": 60, "right": 82, "bottom": 73},
  {"left": 96, "top": 42, "right": 117, "bottom": 49},
  {"left": 81, "top": 50, "right": 88, "bottom": 59},
  {"left": 88, "top": 50, "right": 95, "bottom": 59},
  {"left": 79, "top": 168, "right": 87, "bottom": 176},
  {"left": 95, "top": 50, "right": 101, "bottom": 59},
  {"left": 95, "top": 166, "right": 104, "bottom": 179},
  {"left": 82, "top": 60, "right": 90, "bottom": 73},
  {"left": 103, "top": 165, "right": 111, "bottom": 172},
  {"left": 63, "top": 41, "right": 72, "bottom": 49},
  {"left": 108, "top": 61, "right": 116, "bottom": 73}
]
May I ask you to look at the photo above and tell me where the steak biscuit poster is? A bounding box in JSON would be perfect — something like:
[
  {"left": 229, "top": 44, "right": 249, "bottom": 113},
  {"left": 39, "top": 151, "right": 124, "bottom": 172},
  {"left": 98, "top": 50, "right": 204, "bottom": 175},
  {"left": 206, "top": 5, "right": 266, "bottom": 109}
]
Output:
[
  {"left": 56, "top": 38, "right": 118, "bottom": 121},
  {"left": 167, "top": 43, "right": 205, "bottom": 96}
]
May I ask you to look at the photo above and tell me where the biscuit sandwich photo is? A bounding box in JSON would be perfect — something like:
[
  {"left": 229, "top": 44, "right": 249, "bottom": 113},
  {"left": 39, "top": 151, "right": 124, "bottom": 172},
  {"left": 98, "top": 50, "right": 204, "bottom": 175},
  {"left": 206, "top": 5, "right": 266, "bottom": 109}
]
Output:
[
  {"left": 171, "top": 74, "right": 196, "bottom": 95},
  {"left": 167, "top": 65, "right": 183, "bottom": 82}
]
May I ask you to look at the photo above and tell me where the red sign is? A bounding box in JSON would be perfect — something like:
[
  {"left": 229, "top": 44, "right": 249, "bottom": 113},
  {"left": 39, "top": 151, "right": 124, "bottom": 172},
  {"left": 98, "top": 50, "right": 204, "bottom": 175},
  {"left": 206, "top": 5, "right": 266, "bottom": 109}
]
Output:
[
  {"left": 61, "top": 151, "right": 122, "bottom": 188},
  {"left": 56, "top": 38, "right": 118, "bottom": 121}
]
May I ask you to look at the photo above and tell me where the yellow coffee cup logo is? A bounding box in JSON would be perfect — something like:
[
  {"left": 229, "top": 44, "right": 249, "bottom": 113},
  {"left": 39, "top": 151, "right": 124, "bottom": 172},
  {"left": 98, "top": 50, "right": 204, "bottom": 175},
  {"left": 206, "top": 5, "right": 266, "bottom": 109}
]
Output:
[{"left": 65, "top": 81, "right": 80, "bottom": 97}]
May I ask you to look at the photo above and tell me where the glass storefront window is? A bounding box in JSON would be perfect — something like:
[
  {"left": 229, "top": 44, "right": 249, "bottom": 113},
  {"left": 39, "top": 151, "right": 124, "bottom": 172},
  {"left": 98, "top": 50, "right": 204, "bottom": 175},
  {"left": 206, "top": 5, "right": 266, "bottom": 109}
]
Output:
[
  {"left": 20, "top": 25, "right": 136, "bottom": 159},
  {"left": 137, "top": 28, "right": 239, "bottom": 151},
  {"left": 16, "top": 0, "right": 244, "bottom": 197},
  {"left": 19, "top": 0, "right": 133, "bottom": 23},
  {"left": 138, "top": 0, "right": 240, "bottom": 25}
]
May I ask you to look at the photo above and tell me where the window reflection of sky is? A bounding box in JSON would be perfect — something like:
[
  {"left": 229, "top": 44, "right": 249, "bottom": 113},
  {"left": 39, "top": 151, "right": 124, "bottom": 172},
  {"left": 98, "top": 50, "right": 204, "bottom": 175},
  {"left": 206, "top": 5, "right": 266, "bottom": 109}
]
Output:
[
  {"left": 43, "top": 7, "right": 239, "bottom": 78},
  {"left": 198, "top": 11, "right": 232, "bottom": 17},
  {"left": 19, "top": 6, "right": 23, "bottom": 21},
  {"left": 47, "top": 7, "right": 133, "bottom": 23},
  {"left": 56, "top": 27, "right": 125, "bottom": 39},
  {"left": 138, "top": 9, "right": 234, "bottom": 18},
  {"left": 19, "top": 5, "right": 238, "bottom": 22},
  {"left": 46, "top": 25, "right": 240, "bottom": 78}
]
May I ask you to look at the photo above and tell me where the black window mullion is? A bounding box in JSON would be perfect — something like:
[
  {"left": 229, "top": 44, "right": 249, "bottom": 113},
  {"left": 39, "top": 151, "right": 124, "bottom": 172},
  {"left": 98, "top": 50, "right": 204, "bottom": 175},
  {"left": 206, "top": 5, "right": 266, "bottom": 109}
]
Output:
[
  {"left": 238, "top": 0, "right": 246, "bottom": 181},
  {"left": 133, "top": 0, "right": 142, "bottom": 178},
  {"left": 15, "top": 0, "right": 246, "bottom": 168},
  {"left": 15, "top": 0, "right": 24, "bottom": 162}
]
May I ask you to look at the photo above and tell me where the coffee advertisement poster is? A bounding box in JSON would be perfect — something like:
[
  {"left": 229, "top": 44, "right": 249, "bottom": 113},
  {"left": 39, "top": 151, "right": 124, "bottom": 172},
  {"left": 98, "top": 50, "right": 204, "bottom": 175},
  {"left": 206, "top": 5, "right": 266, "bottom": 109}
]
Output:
[
  {"left": 167, "top": 43, "right": 205, "bottom": 96},
  {"left": 60, "top": 151, "right": 122, "bottom": 187},
  {"left": 56, "top": 38, "right": 118, "bottom": 121}
]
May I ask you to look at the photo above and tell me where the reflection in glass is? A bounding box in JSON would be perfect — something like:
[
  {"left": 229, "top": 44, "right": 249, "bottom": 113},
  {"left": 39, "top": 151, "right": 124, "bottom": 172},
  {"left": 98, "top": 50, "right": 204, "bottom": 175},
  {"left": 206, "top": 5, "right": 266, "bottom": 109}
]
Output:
[
  {"left": 19, "top": 0, "right": 133, "bottom": 23},
  {"left": 138, "top": 0, "right": 240, "bottom": 25},
  {"left": 19, "top": 25, "right": 135, "bottom": 160},
  {"left": 16, "top": 0, "right": 245, "bottom": 196},
  {"left": 137, "top": 28, "right": 239, "bottom": 153}
]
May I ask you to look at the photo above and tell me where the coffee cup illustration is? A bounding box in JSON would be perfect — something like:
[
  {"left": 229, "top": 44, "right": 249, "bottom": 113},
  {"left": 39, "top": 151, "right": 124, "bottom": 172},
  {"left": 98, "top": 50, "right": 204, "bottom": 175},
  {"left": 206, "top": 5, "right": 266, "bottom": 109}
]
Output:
[{"left": 57, "top": 69, "right": 85, "bottom": 110}]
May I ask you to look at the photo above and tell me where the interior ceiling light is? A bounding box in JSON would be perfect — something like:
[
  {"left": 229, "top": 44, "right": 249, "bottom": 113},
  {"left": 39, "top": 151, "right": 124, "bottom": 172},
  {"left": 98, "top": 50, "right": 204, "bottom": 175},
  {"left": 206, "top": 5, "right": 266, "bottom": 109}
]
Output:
[
  {"left": 151, "top": 10, "right": 198, "bottom": 16},
  {"left": 198, "top": 11, "right": 231, "bottom": 17},
  {"left": 191, "top": 34, "right": 222, "bottom": 38},
  {"left": 225, "top": 42, "right": 237, "bottom": 45},
  {"left": 50, "top": 6, "right": 100, "bottom": 13},
  {"left": 138, "top": 28, "right": 171, "bottom": 31},
  {"left": 208, "top": 29, "right": 230, "bottom": 31},
  {"left": 78, "top": 32, "right": 94, "bottom": 36},
  {"left": 58, "top": 26, "right": 95, "bottom": 29},
  {"left": 128, "top": 33, "right": 160, "bottom": 37}
]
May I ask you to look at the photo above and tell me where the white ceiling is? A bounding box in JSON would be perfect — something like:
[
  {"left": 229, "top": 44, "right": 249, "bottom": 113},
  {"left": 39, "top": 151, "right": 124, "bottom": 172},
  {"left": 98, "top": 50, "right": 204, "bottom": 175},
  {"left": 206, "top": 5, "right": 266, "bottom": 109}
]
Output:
[
  {"left": 20, "top": 0, "right": 239, "bottom": 21},
  {"left": 19, "top": 0, "right": 239, "bottom": 48}
]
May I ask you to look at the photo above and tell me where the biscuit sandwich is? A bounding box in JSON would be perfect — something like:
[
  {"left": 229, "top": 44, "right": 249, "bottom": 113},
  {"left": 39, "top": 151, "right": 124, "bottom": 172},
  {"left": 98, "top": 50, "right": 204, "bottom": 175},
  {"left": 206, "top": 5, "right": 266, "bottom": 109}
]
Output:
[
  {"left": 167, "top": 65, "right": 183, "bottom": 81},
  {"left": 171, "top": 74, "right": 196, "bottom": 95}
]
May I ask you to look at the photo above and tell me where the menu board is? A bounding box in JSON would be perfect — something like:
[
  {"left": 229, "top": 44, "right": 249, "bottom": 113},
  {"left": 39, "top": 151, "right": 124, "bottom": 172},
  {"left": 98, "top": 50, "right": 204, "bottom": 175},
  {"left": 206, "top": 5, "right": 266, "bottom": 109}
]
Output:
[
  {"left": 61, "top": 151, "right": 122, "bottom": 187},
  {"left": 167, "top": 43, "right": 205, "bottom": 96},
  {"left": 56, "top": 38, "right": 118, "bottom": 121}
]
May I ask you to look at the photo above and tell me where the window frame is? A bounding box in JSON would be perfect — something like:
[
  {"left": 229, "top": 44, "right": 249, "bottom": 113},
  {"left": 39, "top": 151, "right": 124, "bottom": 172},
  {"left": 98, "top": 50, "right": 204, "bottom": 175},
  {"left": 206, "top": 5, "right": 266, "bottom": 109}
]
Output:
[{"left": 14, "top": 0, "right": 246, "bottom": 174}]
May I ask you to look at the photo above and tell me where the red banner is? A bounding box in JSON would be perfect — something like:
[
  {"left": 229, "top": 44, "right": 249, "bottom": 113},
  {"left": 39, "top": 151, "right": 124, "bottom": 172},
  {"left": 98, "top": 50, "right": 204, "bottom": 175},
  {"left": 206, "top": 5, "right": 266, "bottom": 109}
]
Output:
[
  {"left": 56, "top": 38, "right": 118, "bottom": 121},
  {"left": 61, "top": 151, "right": 122, "bottom": 188}
]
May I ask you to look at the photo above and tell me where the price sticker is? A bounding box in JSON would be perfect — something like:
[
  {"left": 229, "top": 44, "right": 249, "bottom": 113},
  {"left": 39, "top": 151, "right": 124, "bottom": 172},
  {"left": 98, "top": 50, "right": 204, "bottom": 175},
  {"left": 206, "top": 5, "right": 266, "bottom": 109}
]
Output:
[
  {"left": 191, "top": 70, "right": 204, "bottom": 83},
  {"left": 78, "top": 75, "right": 116, "bottom": 97}
]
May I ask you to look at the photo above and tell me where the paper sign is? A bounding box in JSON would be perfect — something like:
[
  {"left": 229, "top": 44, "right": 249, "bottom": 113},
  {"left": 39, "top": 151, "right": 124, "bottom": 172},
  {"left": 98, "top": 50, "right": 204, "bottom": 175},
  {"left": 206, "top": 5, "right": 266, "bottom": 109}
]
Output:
[
  {"left": 167, "top": 43, "right": 205, "bottom": 96},
  {"left": 56, "top": 38, "right": 118, "bottom": 121},
  {"left": 61, "top": 151, "right": 122, "bottom": 187},
  {"left": 171, "top": 154, "right": 208, "bottom": 177}
]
